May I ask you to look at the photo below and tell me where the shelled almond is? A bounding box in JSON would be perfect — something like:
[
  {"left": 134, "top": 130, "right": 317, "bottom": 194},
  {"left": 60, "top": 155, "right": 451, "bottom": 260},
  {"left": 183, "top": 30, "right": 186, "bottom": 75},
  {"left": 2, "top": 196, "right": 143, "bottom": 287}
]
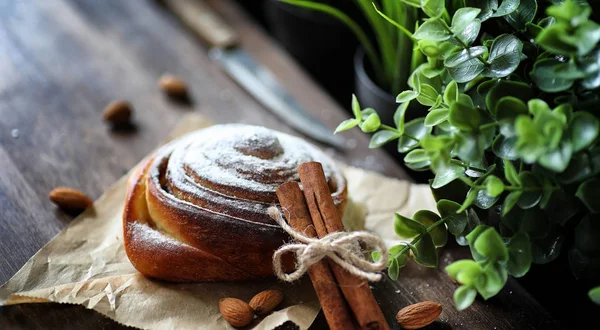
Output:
[
  {"left": 103, "top": 100, "right": 132, "bottom": 125},
  {"left": 249, "top": 289, "right": 283, "bottom": 315},
  {"left": 396, "top": 301, "right": 442, "bottom": 329},
  {"left": 219, "top": 298, "right": 254, "bottom": 327},
  {"left": 49, "top": 187, "right": 93, "bottom": 211}
]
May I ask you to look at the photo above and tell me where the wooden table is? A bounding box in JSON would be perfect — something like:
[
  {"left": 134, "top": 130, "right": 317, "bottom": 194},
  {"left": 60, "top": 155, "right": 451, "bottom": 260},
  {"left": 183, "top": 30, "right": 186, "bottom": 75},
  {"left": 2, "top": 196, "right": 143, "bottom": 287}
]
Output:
[{"left": 0, "top": 0, "right": 560, "bottom": 329}]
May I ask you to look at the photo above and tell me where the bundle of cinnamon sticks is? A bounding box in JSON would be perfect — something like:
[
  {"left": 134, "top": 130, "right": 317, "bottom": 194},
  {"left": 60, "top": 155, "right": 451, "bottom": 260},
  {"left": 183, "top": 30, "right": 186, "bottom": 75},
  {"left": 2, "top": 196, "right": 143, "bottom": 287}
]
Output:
[{"left": 276, "top": 162, "right": 389, "bottom": 330}]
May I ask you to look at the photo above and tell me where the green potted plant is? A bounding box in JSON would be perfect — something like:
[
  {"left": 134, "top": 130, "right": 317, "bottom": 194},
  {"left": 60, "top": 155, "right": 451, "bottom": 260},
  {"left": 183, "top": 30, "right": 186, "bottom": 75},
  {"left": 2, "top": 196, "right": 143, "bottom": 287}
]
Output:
[
  {"left": 280, "top": 0, "right": 423, "bottom": 124},
  {"left": 336, "top": 0, "right": 600, "bottom": 315}
]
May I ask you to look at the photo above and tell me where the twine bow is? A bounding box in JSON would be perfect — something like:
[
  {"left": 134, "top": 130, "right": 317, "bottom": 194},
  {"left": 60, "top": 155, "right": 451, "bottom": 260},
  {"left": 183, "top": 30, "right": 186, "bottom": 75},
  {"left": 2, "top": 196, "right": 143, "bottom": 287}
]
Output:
[{"left": 268, "top": 207, "right": 388, "bottom": 283}]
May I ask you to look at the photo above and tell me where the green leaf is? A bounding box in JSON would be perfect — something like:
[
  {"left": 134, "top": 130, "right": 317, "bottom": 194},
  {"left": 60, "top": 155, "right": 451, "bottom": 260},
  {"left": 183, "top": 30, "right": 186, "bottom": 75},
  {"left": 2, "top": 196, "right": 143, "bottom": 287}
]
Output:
[
  {"left": 492, "top": 0, "right": 520, "bottom": 17},
  {"left": 394, "top": 213, "right": 426, "bottom": 238},
  {"left": 414, "top": 18, "right": 452, "bottom": 41},
  {"left": 449, "top": 102, "right": 481, "bottom": 131},
  {"left": 391, "top": 245, "right": 411, "bottom": 269},
  {"left": 335, "top": 118, "right": 360, "bottom": 133},
  {"left": 451, "top": 8, "right": 482, "bottom": 34},
  {"left": 443, "top": 80, "right": 459, "bottom": 105},
  {"left": 504, "top": 159, "right": 521, "bottom": 186},
  {"left": 453, "top": 19, "right": 482, "bottom": 46},
  {"left": 569, "top": 112, "right": 600, "bottom": 153},
  {"left": 417, "top": 84, "right": 439, "bottom": 106},
  {"left": 404, "top": 149, "right": 429, "bottom": 163},
  {"left": 482, "top": 34, "right": 523, "bottom": 78},
  {"left": 493, "top": 135, "right": 519, "bottom": 160},
  {"left": 360, "top": 112, "right": 381, "bottom": 133},
  {"left": 454, "top": 285, "right": 477, "bottom": 311},
  {"left": 576, "top": 178, "right": 600, "bottom": 213},
  {"left": 502, "top": 191, "right": 522, "bottom": 216},
  {"left": 560, "top": 151, "right": 600, "bottom": 184},
  {"left": 457, "top": 188, "right": 479, "bottom": 213},
  {"left": 574, "top": 21, "right": 600, "bottom": 56},
  {"left": 456, "top": 132, "right": 486, "bottom": 162},
  {"left": 446, "top": 259, "right": 483, "bottom": 284},
  {"left": 447, "top": 58, "right": 486, "bottom": 83},
  {"left": 474, "top": 188, "right": 501, "bottom": 209},
  {"left": 538, "top": 142, "right": 573, "bottom": 172},
  {"left": 414, "top": 210, "right": 447, "bottom": 247},
  {"left": 485, "top": 175, "right": 505, "bottom": 197},
  {"left": 398, "top": 118, "right": 430, "bottom": 153},
  {"left": 432, "top": 163, "right": 465, "bottom": 189},
  {"left": 388, "top": 258, "right": 400, "bottom": 280},
  {"left": 504, "top": 0, "right": 537, "bottom": 30},
  {"left": 422, "top": 0, "right": 445, "bottom": 18},
  {"left": 589, "top": 287, "right": 600, "bottom": 305},
  {"left": 495, "top": 96, "right": 528, "bottom": 120},
  {"left": 475, "top": 263, "right": 508, "bottom": 299},
  {"left": 351, "top": 94, "right": 361, "bottom": 119},
  {"left": 507, "top": 232, "right": 532, "bottom": 277},
  {"left": 517, "top": 171, "right": 542, "bottom": 209},
  {"left": 473, "top": 227, "right": 509, "bottom": 261},
  {"left": 547, "top": 0, "right": 591, "bottom": 26},
  {"left": 394, "top": 102, "right": 410, "bottom": 133},
  {"left": 369, "top": 130, "right": 400, "bottom": 148},
  {"left": 445, "top": 46, "right": 487, "bottom": 68},
  {"left": 536, "top": 23, "right": 578, "bottom": 56},
  {"left": 486, "top": 81, "right": 533, "bottom": 116},
  {"left": 437, "top": 199, "right": 468, "bottom": 235},
  {"left": 531, "top": 58, "right": 575, "bottom": 93},
  {"left": 410, "top": 234, "right": 438, "bottom": 267},
  {"left": 396, "top": 90, "right": 419, "bottom": 103},
  {"left": 418, "top": 40, "right": 443, "bottom": 58},
  {"left": 424, "top": 108, "right": 450, "bottom": 127}
]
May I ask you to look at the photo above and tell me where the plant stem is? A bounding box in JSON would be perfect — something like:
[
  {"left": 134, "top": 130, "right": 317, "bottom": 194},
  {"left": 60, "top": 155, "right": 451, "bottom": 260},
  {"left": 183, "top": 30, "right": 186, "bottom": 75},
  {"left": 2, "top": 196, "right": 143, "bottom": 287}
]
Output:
[
  {"left": 480, "top": 122, "right": 499, "bottom": 130},
  {"left": 380, "top": 125, "right": 419, "bottom": 142},
  {"left": 439, "top": 19, "right": 489, "bottom": 65},
  {"left": 393, "top": 218, "right": 446, "bottom": 261},
  {"left": 450, "top": 159, "right": 487, "bottom": 174}
]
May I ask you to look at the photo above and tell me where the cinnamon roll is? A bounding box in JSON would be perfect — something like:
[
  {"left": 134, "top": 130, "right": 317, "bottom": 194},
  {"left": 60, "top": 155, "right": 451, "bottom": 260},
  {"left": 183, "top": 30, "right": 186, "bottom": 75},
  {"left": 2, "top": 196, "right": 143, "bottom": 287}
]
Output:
[{"left": 123, "top": 124, "right": 347, "bottom": 282}]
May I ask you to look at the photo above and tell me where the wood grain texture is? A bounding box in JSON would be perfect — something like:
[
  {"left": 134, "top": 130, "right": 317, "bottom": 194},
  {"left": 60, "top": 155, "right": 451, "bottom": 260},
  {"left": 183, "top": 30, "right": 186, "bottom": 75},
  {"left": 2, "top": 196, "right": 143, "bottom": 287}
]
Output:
[{"left": 0, "top": 0, "right": 559, "bottom": 329}]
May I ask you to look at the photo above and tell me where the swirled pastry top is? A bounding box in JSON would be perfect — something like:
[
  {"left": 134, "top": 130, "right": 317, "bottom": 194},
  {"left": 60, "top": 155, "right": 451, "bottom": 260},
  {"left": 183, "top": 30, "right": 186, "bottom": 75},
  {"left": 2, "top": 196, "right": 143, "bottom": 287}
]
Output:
[
  {"left": 150, "top": 124, "right": 345, "bottom": 225},
  {"left": 124, "top": 124, "right": 347, "bottom": 281}
]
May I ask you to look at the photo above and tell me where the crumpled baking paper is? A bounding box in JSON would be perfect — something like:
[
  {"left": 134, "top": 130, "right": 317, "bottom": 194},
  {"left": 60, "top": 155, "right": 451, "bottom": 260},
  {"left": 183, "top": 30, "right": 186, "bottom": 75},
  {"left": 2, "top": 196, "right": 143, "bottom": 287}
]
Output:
[{"left": 0, "top": 114, "right": 436, "bottom": 329}]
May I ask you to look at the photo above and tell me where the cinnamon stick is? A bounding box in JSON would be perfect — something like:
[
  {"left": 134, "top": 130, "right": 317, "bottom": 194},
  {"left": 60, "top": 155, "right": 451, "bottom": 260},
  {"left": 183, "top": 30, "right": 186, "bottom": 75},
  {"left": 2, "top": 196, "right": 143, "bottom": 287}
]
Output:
[
  {"left": 276, "top": 182, "right": 356, "bottom": 330},
  {"left": 298, "top": 162, "right": 390, "bottom": 330}
]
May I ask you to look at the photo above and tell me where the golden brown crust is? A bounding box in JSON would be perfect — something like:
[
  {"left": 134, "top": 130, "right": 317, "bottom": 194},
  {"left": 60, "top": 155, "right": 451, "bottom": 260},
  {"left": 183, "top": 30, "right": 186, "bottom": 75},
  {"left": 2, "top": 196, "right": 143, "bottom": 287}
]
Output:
[{"left": 123, "top": 124, "right": 347, "bottom": 282}]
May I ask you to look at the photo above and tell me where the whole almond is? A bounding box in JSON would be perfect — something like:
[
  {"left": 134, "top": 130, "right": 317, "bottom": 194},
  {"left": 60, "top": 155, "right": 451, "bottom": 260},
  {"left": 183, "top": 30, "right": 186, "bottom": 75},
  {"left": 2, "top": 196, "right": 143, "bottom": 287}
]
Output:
[
  {"left": 249, "top": 289, "right": 283, "bottom": 315},
  {"left": 219, "top": 298, "right": 254, "bottom": 327},
  {"left": 103, "top": 100, "right": 132, "bottom": 125},
  {"left": 159, "top": 74, "right": 188, "bottom": 98},
  {"left": 396, "top": 301, "right": 442, "bottom": 329},
  {"left": 49, "top": 187, "right": 93, "bottom": 210}
]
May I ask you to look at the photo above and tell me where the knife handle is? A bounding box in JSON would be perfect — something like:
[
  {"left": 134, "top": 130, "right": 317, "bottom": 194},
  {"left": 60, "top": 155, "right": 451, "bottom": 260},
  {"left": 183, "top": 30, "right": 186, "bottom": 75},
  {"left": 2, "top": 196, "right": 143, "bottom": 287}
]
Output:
[{"left": 161, "top": 0, "right": 239, "bottom": 49}]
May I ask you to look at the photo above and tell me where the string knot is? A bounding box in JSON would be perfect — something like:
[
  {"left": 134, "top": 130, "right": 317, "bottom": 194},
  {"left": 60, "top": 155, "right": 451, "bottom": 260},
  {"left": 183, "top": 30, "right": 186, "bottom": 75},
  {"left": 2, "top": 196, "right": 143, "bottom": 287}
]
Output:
[{"left": 268, "top": 206, "right": 388, "bottom": 283}]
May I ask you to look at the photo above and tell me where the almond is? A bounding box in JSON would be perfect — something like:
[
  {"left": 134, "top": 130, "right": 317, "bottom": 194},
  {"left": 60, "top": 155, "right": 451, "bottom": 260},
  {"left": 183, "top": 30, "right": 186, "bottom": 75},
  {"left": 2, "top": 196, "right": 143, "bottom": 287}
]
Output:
[
  {"left": 49, "top": 187, "right": 93, "bottom": 210},
  {"left": 159, "top": 74, "right": 188, "bottom": 98},
  {"left": 396, "top": 301, "right": 442, "bottom": 329},
  {"left": 219, "top": 298, "right": 254, "bottom": 327},
  {"left": 103, "top": 100, "right": 132, "bottom": 125},
  {"left": 249, "top": 289, "right": 283, "bottom": 315}
]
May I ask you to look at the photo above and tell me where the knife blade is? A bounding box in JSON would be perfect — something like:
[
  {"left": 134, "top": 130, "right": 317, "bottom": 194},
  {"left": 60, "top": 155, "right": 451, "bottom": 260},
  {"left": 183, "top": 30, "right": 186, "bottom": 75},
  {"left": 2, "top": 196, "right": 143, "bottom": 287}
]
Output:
[{"left": 161, "top": 0, "right": 348, "bottom": 150}]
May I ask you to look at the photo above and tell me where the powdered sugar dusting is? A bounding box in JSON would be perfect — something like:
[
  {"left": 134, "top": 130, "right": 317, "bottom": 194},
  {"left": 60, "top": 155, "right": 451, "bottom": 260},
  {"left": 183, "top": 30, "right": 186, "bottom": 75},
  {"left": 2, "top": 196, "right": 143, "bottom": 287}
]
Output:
[
  {"left": 168, "top": 124, "right": 339, "bottom": 197},
  {"left": 128, "top": 222, "right": 184, "bottom": 250}
]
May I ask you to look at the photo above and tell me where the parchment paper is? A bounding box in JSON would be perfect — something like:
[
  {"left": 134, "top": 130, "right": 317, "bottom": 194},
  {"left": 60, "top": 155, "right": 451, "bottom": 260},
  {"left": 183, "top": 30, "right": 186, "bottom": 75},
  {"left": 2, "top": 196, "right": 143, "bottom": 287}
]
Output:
[{"left": 0, "top": 114, "right": 436, "bottom": 330}]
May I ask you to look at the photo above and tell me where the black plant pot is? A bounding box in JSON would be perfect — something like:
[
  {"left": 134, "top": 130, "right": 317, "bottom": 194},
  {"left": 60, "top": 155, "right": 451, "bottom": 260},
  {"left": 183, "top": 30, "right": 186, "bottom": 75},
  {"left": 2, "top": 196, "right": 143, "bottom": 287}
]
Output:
[
  {"left": 354, "top": 48, "right": 431, "bottom": 183},
  {"left": 264, "top": 0, "right": 358, "bottom": 107},
  {"left": 353, "top": 48, "right": 398, "bottom": 126}
]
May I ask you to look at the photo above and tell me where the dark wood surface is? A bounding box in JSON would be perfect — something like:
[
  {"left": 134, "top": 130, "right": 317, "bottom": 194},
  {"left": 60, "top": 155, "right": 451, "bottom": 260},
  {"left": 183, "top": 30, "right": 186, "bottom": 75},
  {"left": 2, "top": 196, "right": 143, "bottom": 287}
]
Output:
[{"left": 0, "top": 0, "right": 560, "bottom": 329}]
